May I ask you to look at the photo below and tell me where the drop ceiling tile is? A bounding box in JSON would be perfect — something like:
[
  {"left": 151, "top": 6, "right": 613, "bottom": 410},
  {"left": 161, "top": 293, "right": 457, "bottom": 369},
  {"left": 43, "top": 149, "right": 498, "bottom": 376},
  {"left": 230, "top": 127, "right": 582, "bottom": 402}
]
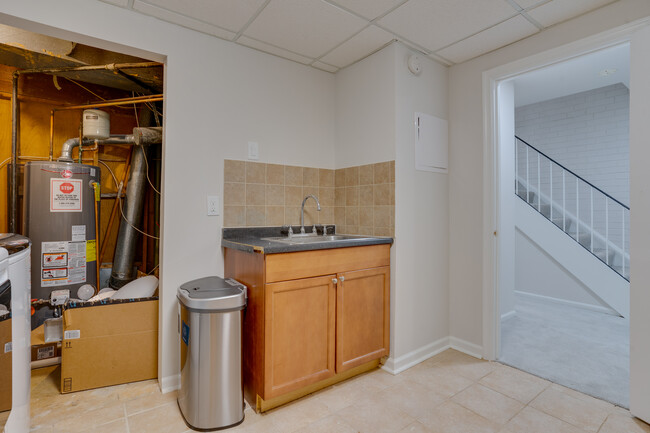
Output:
[
  {"left": 312, "top": 61, "right": 339, "bottom": 73},
  {"left": 510, "top": 0, "right": 548, "bottom": 10},
  {"left": 99, "top": 0, "right": 129, "bottom": 7},
  {"left": 133, "top": 0, "right": 236, "bottom": 40},
  {"left": 137, "top": 0, "right": 266, "bottom": 33},
  {"left": 436, "top": 15, "right": 538, "bottom": 63},
  {"left": 378, "top": 0, "right": 518, "bottom": 52},
  {"left": 320, "top": 26, "right": 394, "bottom": 68},
  {"left": 527, "top": 0, "right": 617, "bottom": 27},
  {"left": 326, "top": 0, "right": 406, "bottom": 20},
  {"left": 243, "top": 0, "right": 368, "bottom": 58},
  {"left": 237, "top": 36, "right": 313, "bottom": 65}
]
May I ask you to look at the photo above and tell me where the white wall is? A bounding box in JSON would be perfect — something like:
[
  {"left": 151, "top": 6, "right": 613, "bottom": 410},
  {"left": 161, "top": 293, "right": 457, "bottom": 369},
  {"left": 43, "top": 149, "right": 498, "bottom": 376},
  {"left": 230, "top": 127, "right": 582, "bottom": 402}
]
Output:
[
  {"left": 449, "top": 0, "right": 650, "bottom": 350},
  {"left": 334, "top": 42, "right": 450, "bottom": 372},
  {"left": 392, "top": 43, "right": 450, "bottom": 368},
  {"left": 515, "top": 229, "right": 617, "bottom": 312},
  {"left": 629, "top": 22, "right": 650, "bottom": 425},
  {"left": 516, "top": 83, "right": 630, "bottom": 205},
  {"left": 335, "top": 46, "right": 395, "bottom": 168},
  {"left": 0, "top": 0, "right": 337, "bottom": 391}
]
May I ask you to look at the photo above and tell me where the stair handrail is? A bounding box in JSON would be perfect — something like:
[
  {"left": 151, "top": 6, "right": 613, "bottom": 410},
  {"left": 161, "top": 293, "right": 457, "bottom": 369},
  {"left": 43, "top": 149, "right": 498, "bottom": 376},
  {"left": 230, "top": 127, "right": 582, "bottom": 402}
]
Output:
[{"left": 515, "top": 136, "right": 630, "bottom": 211}]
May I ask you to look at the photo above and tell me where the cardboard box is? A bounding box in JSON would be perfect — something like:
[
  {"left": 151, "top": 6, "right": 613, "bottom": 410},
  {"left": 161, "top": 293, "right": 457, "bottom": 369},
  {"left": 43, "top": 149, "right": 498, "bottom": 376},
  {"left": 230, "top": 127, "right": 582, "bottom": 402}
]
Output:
[
  {"left": 30, "top": 323, "right": 61, "bottom": 363},
  {"left": 0, "top": 317, "right": 11, "bottom": 412},
  {"left": 60, "top": 298, "right": 158, "bottom": 393}
]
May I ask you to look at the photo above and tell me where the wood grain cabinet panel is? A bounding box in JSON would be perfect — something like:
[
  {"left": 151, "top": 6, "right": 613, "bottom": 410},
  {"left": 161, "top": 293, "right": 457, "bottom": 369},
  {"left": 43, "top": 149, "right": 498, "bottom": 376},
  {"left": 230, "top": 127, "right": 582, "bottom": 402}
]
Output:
[
  {"left": 336, "top": 267, "right": 390, "bottom": 373},
  {"left": 264, "top": 275, "right": 336, "bottom": 398}
]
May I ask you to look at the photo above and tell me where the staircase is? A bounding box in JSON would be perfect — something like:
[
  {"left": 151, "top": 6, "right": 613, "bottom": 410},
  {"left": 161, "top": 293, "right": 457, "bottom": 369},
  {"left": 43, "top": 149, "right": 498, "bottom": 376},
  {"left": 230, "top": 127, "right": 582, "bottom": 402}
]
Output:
[{"left": 515, "top": 136, "right": 630, "bottom": 281}]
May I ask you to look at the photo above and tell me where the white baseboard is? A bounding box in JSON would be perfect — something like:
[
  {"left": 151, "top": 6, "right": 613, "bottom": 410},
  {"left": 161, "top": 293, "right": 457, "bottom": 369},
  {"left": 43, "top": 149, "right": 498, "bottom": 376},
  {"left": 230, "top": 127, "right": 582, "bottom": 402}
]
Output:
[
  {"left": 515, "top": 290, "right": 620, "bottom": 316},
  {"left": 381, "top": 337, "right": 450, "bottom": 375},
  {"left": 501, "top": 310, "right": 516, "bottom": 321},
  {"left": 448, "top": 337, "right": 483, "bottom": 359},
  {"left": 160, "top": 374, "right": 180, "bottom": 394}
]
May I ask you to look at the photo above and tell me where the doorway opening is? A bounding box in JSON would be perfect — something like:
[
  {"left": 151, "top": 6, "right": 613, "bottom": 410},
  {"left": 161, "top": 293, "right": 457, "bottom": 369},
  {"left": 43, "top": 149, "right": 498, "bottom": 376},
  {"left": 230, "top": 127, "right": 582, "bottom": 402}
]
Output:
[{"left": 491, "top": 43, "right": 631, "bottom": 407}]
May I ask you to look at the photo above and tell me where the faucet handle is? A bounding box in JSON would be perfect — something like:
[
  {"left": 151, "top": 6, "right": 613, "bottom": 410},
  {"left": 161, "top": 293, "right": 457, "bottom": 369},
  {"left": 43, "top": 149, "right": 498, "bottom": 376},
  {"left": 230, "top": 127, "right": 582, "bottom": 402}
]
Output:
[
  {"left": 312, "top": 224, "right": 317, "bottom": 234},
  {"left": 288, "top": 226, "right": 294, "bottom": 238},
  {"left": 322, "top": 225, "right": 328, "bottom": 236}
]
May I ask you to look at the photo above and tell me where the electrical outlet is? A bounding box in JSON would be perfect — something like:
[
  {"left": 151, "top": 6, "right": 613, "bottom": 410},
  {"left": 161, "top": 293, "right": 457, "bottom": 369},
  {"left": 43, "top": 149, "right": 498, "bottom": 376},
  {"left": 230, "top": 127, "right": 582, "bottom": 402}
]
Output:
[
  {"left": 207, "top": 195, "right": 220, "bottom": 216},
  {"left": 248, "top": 141, "right": 259, "bottom": 160}
]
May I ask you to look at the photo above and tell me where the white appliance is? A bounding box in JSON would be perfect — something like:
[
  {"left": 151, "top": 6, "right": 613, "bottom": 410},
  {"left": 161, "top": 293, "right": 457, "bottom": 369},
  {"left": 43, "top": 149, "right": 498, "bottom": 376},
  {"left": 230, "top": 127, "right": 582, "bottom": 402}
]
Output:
[{"left": 0, "top": 234, "right": 31, "bottom": 433}]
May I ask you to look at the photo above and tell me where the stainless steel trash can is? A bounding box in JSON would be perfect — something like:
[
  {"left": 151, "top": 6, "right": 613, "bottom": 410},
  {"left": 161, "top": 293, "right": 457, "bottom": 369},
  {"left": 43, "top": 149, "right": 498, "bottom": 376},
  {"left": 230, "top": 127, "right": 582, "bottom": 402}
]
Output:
[{"left": 177, "top": 276, "right": 247, "bottom": 431}]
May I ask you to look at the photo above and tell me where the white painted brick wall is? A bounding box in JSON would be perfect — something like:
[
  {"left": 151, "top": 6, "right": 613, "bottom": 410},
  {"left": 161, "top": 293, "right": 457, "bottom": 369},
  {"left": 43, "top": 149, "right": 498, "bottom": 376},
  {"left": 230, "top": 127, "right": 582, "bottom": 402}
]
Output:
[
  {"left": 516, "top": 83, "right": 630, "bottom": 251},
  {"left": 516, "top": 83, "right": 629, "bottom": 206}
]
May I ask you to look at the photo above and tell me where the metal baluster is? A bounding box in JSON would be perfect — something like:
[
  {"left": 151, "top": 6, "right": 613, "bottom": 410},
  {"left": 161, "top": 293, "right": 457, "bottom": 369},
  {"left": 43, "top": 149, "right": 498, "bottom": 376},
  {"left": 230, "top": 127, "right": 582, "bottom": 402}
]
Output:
[
  {"left": 622, "top": 207, "right": 626, "bottom": 276},
  {"left": 550, "top": 163, "right": 553, "bottom": 221},
  {"left": 605, "top": 198, "right": 609, "bottom": 265},
  {"left": 590, "top": 188, "right": 594, "bottom": 253},
  {"left": 576, "top": 178, "right": 579, "bottom": 241},
  {"left": 515, "top": 141, "right": 519, "bottom": 196},
  {"left": 526, "top": 146, "right": 530, "bottom": 203},
  {"left": 562, "top": 170, "right": 566, "bottom": 232},
  {"left": 537, "top": 152, "right": 541, "bottom": 211}
]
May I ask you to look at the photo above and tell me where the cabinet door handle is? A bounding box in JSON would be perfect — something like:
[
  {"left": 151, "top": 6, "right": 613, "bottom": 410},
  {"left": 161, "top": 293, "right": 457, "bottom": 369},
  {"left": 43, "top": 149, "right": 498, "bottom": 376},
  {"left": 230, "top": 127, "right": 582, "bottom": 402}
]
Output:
[
  {"left": 339, "top": 276, "right": 345, "bottom": 282},
  {"left": 332, "top": 278, "right": 338, "bottom": 284}
]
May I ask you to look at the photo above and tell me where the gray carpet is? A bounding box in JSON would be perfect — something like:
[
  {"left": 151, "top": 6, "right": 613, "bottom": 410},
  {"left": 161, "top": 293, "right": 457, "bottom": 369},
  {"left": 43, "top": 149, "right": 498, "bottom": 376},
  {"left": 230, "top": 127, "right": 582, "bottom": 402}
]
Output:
[{"left": 500, "top": 293, "right": 629, "bottom": 407}]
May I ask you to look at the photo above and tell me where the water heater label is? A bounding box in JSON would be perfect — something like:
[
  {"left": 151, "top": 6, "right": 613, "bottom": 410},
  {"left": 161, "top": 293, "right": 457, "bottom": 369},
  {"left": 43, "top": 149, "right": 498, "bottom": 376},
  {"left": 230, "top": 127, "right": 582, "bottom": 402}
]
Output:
[
  {"left": 41, "top": 241, "right": 87, "bottom": 287},
  {"left": 50, "top": 178, "right": 82, "bottom": 212}
]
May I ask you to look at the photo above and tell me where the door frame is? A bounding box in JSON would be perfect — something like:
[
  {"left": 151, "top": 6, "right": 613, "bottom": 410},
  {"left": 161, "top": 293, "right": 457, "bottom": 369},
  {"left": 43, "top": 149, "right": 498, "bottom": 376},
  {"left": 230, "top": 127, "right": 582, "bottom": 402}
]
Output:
[{"left": 481, "top": 17, "right": 649, "bottom": 417}]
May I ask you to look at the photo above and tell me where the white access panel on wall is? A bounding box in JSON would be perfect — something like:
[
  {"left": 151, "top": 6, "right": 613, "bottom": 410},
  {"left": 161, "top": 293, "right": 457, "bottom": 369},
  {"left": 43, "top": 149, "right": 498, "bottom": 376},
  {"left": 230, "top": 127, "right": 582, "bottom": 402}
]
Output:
[{"left": 415, "top": 112, "right": 448, "bottom": 173}]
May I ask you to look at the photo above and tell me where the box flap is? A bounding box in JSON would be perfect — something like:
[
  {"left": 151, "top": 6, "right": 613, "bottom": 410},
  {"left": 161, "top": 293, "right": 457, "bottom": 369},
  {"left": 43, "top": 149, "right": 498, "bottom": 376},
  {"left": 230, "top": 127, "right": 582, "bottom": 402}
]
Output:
[{"left": 63, "top": 300, "right": 158, "bottom": 338}]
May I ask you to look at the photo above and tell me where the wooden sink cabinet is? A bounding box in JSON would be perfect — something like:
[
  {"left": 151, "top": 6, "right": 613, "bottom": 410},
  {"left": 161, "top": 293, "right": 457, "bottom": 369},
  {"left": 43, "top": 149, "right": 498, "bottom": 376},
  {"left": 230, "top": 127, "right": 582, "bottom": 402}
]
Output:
[{"left": 224, "top": 244, "right": 390, "bottom": 412}]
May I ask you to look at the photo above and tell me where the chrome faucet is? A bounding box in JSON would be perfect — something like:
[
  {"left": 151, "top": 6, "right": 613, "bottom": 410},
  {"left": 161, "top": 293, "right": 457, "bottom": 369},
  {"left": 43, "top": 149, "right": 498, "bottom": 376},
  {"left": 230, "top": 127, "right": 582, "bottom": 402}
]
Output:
[{"left": 300, "top": 194, "right": 321, "bottom": 234}]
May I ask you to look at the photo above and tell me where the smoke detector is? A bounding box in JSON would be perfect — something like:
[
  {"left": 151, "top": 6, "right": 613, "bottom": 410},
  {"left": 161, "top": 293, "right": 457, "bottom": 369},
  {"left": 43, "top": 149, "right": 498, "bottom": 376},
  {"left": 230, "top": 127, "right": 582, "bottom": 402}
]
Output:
[
  {"left": 599, "top": 68, "right": 617, "bottom": 77},
  {"left": 408, "top": 55, "right": 422, "bottom": 76}
]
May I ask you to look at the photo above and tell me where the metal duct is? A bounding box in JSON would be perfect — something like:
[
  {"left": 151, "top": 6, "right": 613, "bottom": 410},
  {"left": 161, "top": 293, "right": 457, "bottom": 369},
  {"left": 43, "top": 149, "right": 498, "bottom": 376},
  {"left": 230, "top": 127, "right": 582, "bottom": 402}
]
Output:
[
  {"left": 109, "top": 126, "right": 162, "bottom": 289},
  {"left": 109, "top": 145, "right": 147, "bottom": 288}
]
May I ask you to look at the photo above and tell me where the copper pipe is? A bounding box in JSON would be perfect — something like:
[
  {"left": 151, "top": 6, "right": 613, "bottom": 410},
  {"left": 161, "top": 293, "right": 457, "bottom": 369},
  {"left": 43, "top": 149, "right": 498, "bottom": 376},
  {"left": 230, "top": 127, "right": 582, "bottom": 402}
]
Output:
[
  {"left": 98, "top": 151, "right": 132, "bottom": 266},
  {"left": 55, "top": 95, "right": 163, "bottom": 111},
  {"left": 16, "top": 62, "right": 162, "bottom": 76}
]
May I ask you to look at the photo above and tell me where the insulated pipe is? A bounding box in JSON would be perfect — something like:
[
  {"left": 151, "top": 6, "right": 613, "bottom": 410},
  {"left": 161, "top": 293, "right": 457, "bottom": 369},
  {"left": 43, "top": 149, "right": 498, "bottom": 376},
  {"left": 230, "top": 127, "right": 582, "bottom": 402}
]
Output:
[{"left": 109, "top": 145, "right": 148, "bottom": 289}]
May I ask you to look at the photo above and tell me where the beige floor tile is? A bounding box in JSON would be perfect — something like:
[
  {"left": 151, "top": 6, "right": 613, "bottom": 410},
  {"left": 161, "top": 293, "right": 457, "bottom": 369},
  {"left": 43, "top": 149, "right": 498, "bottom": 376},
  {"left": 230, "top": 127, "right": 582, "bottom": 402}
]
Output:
[
  {"left": 451, "top": 383, "right": 524, "bottom": 424},
  {"left": 417, "top": 400, "right": 501, "bottom": 433},
  {"left": 549, "top": 383, "right": 616, "bottom": 413},
  {"left": 500, "top": 406, "right": 587, "bottom": 433},
  {"left": 117, "top": 379, "right": 161, "bottom": 401},
  {"left": 431, "top": 357, "right": 497, "bottom": 382},
  {"left": 49, "top": 400, "right": 124, "bottom": 433},
  {"left": 235, "top": 414, "right": 282, "bottom": 433},
  {"left": 399, "top": 421, "right": 433, "bottom": 433},
  {"left": 599, "top": 413, "right": 650, "bottom": 433},
  {"left": 337, "top": 398, "right": 414, "bottom": 433},
  {"left": 530, "top": 386, "right": 609, "bottom": 431},
  {"left": 314, "top": 375, "right": 383, "bottom": 413},
  {"left": 293, "top": 414, "right": 357, "bottom": 433},
  {"left": 375, "top": 379, "right": 447, "bottom": 419},
  {"left": 127, "top": 402, "right": 190, "bottom": 433},
  {"left": 356, "top": 368, "right": 405, "bottom": 389},
  {"left": 68, "top": 418, "right": 128, "bottom": 433},
  {"left": 402, "top": 364, "right": 474, "bottom": 398},
  {"left": 479, "top": 363, "right": 549, "bottom": 404},
  {"left": 125, "top": 389, "right": 177, "bottom": 415},
  {"left": 266, "top": 396, "right": 330, "bottom": 432}
]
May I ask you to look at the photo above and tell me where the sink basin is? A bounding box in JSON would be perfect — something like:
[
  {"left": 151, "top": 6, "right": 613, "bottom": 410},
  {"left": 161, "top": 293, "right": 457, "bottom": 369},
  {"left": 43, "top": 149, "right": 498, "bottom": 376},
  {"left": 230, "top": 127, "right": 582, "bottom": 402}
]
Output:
[{"left": 262, "top": 234, "right": 376, "bottom": 244}]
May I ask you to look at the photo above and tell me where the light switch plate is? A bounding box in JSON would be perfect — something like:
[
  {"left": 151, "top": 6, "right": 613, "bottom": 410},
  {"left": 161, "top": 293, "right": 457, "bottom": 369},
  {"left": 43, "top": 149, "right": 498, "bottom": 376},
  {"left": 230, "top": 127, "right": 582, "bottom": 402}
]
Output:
[
  {"left": 207, "top": 195, "right": 220, "bottom": 216},
  {"left": 248, "top": 141, "right": 259, "bottom": 160}
]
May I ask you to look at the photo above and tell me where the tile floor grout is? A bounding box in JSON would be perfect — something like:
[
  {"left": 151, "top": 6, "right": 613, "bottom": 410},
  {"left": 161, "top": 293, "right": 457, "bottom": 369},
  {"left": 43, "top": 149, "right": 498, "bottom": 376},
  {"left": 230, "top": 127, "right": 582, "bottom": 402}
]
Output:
[{"left": 3, "top": 349, "right": 648, "bottom": 433}]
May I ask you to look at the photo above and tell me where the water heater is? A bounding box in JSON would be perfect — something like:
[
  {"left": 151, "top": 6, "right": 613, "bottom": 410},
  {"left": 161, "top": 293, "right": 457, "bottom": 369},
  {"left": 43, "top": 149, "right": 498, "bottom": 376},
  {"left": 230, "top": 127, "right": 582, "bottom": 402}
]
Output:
[{"left": 23, "top": 161, "right": 100, "bottom": 327}]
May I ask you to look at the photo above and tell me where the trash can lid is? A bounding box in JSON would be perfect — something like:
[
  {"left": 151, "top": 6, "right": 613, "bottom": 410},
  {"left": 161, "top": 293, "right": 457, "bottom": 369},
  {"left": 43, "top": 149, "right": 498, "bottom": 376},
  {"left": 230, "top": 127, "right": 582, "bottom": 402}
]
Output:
[{"left": 177, "top": 276, "right": 246, "bottom": 311}]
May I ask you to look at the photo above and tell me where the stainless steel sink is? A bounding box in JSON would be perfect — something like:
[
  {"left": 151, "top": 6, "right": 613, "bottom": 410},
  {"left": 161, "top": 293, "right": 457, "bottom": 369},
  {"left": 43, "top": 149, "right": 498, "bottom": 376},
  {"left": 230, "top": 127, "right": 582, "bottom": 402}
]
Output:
[{"left": 262, "top": 234, "right": 376, "bottom": 244}]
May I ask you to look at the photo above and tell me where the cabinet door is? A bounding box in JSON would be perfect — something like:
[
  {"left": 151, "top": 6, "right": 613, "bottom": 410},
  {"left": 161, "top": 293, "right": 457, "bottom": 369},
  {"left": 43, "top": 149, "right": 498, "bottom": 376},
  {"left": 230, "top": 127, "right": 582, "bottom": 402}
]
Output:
[
  {"left": 264, "top": 275, "right": 336, "bottom": 399},
  {"left": 336, "top": 266, "right": 390, "bottom": 373}
]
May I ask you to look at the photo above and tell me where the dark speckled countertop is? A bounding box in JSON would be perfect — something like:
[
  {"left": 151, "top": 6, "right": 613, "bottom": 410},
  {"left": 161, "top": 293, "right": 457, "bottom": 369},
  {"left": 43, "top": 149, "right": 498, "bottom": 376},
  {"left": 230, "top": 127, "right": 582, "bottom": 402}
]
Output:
[{"left": 222, "top": 226, "right": 393, "bottom": 254}]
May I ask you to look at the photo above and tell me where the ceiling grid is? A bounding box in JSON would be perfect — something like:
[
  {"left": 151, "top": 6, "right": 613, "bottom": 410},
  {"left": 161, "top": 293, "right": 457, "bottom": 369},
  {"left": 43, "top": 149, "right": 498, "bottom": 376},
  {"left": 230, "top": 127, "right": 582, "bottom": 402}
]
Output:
[{"left": 100, "top": 0, "right": 621, "bottom": 72}]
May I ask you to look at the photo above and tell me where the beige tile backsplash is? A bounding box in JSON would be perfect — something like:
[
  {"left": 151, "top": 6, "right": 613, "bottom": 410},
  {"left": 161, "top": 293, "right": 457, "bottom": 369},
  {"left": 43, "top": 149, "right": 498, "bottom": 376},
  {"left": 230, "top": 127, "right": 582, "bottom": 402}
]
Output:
[{"left": 223, "top": 159, "right": 394, "bottom": 237}]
